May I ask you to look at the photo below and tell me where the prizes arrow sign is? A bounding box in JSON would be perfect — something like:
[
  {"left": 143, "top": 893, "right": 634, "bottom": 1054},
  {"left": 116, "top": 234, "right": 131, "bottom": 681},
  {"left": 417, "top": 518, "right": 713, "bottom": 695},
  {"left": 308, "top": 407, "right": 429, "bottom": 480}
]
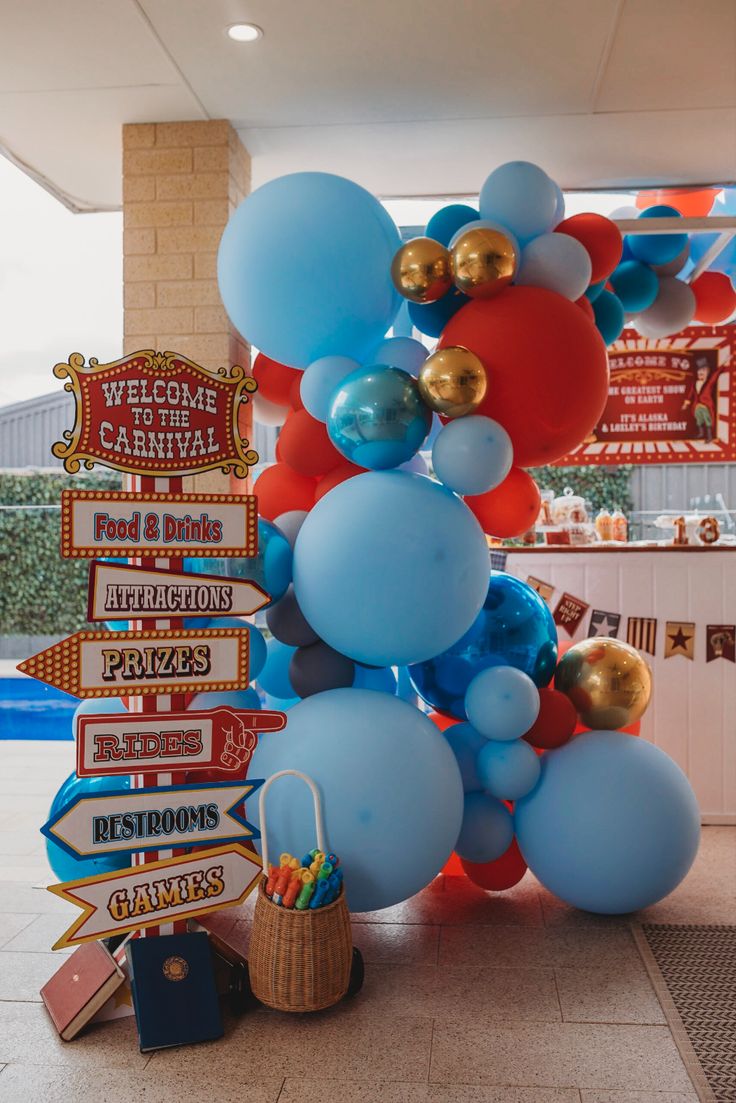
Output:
[
  {"left": 41, "top": 779, "right": 262, "bottom": 860},
  {"left": 49, "top": 843, "right": 263, "bottom": 949}
]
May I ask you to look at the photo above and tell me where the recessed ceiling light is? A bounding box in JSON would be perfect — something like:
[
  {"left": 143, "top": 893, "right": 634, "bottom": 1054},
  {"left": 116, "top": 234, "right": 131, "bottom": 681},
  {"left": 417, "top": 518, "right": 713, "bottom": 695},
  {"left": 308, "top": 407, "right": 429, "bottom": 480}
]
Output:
[{"left": 227, "top": 23, "right": 263, "bottom": 42}]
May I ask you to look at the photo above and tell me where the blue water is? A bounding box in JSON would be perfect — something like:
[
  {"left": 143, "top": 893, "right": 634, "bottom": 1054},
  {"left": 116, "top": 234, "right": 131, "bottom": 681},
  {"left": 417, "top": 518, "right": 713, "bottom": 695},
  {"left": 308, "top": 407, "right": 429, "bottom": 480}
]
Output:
[{"left": 0, "top": 677, "right": 76, "bottom": 740}]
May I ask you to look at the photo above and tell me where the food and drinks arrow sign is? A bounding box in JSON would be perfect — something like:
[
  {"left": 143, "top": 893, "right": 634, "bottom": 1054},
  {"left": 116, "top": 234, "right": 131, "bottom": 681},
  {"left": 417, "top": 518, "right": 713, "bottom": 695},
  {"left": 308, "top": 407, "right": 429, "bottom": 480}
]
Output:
[
  {"left": 41, "top": 779, "right": 262, "bottom": 860},
  {"left": 87, "top": 561, "right": 269, "bottom": 623},
  {"left": 48, "top": 843, "right": 264, "bottom": 949},
  {"left": 17, "top": 627, "right": 250, "bottom": 698},
  {"left": 76, "top": 707, "right": 286, "bottom": 778}
]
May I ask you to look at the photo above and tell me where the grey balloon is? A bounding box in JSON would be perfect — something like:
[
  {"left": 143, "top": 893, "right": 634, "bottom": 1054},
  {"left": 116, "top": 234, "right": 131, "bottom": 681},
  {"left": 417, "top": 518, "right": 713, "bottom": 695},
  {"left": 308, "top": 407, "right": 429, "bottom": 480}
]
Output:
[
  {"left": 266, "top": 584, "right": 319, "bottom": 647},
  {"left": 634, "top": 277, "right": 696, "bottom": 339},
  {"left": 289, "top": 642, "right": 355, "bottom": 698},
  {"left": 273, "top": 510, "right": 308, "bottom": 548},
  {"left": 652, "top": 242, "right": 690, "bottom": 277}
]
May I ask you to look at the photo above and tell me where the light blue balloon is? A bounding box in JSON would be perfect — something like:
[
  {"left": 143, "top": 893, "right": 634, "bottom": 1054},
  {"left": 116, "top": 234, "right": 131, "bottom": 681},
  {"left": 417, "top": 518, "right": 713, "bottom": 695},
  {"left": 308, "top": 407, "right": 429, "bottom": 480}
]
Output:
[
  {"left": 327, "top": 366, "right": 432, "bottom": 470},
  {"left": 515, "top": 731, "right": 700, "bottom": 914},
  {"left": 45, "top": 773, "right": 131, "bottom": 881},
  {"left": 516, "top": 232, "right": 592, "bottom": 302},
  {"left": 443, "top": 721, "right": 487, "bottom": 792},
  {"left": 432, "top": 416, "right": 513, "bottom": 496},
  {"left": 477, "top": 738, "right": 541, "bottom": 800},
  {"left": 609, "top": 260, "right": 659, "bottom": 314},
  {"left": 629, "top": 205, "right": 688, "bottom": 267},
  {"left": 249, "top": 689, "right": 464, "bottom": 912},
  {"left": 455, "top": 791, "right": 514, "bottom": 863},
  {"left": 465, "top": 665, "right": 540, "bottom": 741},
  {"left": 189, "top": 687, "right": 261, "bottom": 711},
  {"left": 293, "top": 471, "right": 489, "bottom": 667},
  {"left": 258, "top": 638, "right": 296, "bottom": 700},
  {"left": 217, "top": 172, "right": 401, "bottom": 367},
  {"left": 479, "top": 161, "right": 558, "bottom": 245},
  {"left": 352, "top": 664, "right": 398, "bottom": 694},
  {"left": 369, "top": 336, "right": 429, "bottom": 377},
  {"left": 74, "top": 697, "right": 126, "bottom": 721},
  {"left": 301, "top": 356, "right": 360, "bottom": 422}
]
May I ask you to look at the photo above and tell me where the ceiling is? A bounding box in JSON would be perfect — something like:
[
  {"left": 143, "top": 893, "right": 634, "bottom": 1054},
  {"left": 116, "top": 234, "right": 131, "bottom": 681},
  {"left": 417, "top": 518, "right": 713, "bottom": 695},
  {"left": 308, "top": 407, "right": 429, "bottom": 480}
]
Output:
[{"left": 1, "top": 0, "right": 735, "bottom": 211}]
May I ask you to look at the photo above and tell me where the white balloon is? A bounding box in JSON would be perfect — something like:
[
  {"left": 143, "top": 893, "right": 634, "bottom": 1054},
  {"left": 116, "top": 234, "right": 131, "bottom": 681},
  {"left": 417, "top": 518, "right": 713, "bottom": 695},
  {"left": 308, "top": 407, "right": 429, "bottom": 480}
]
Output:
[
  {"left": 274, "top": 510, "right": 309, "bottom": 548},
  {"left": 610, "top": 205, "right": 640, "bottom": 220},
  {"left": 516, "top": 233, "right": 592, "bottom": 301},
  {"left": 634, "top": 277, "right": 696, "bottom": 338},
  {"left": 252, "top": 392, "right": 287, "bottom": 426}
]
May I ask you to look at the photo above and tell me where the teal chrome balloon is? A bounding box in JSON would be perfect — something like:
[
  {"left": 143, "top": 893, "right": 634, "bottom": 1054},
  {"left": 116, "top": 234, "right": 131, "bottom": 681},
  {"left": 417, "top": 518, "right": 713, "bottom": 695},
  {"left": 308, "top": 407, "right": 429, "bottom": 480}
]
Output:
[
  {"left": 327, "top": 365, "right": 432, "bottom": 470},
  {"left": 185, "top": 518, "right": 292, "bottom": 610}
]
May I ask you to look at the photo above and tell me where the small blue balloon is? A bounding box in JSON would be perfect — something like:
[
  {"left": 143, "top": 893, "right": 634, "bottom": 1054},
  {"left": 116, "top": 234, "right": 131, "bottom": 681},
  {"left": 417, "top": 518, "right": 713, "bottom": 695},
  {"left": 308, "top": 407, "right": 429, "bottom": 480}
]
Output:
[
  {"left": 409, "top": 572, "right": 557, "bottom": 718},
  {"left": 263, "top": 692, "right": 300, "bottom": 711},
  {"left": 443, "top": 721, "right": 487, "bottom": 792},
  {"left": 455, "top": 791, "right": 514, "bottom": 863},
  {"left": 249, "top": 688, "right": 464, "bottom": 912},
  {"left": 293, "top": 471, "right": 489, "bottom": 667},
  {"left": 327, "top": 366, "right": 432, "bottom": 470},
  {"left": 585, "top": 280, "right": 606, "bottom": 302},
  {"left": 218, "top": 517, "right": 292, "bottom": 607},
  {"left": 408, "top": 286, "right": 470, "bottom": 337},
  {"left": 45, "top": 773, "right": 131, "bottom": 881},
  {"left": 368, "top": 337, "right": 429, "bottom": 377},
  {"left": 352, "top": 664, "right": 398, "bottom": 694},
  {"left": 189, "top": 687, "right": 261, "bottom": 711},
  {"left": 515, "top": 731, "right": 701, "bottom": 914},
  {"left": 609, "top": 260, "right": 659, "bottom": 314},
  {"left": 258, "top": 638, "right": 296, "bottom": 700},
  {"left": 466, "top": 665, "right": 540, "bottom": 742},
  {"left": 593, "top": 289, "right": 626, "bottom": 345},
  {"left": 432, "top": 416, "right": 513, "bottom": 496},
  {"left": 301, "top": 356, "right": 360, "bottom": 422},
  {"left": 217, "top": 172, "right": 401, "bottom": 367},
  {"left": 629, "top": 205, "right": 688, "bottom": 267},
  {"left": 426, "top": 204, "right": 480, "bottom": 246},
  {"left": 479, "top": 161, "right": 558, "bottom": 245},
  {"left": 183, "top": 618, "right": 266, "bottom": 680},
  {"left": 477, "top": 738, "right": 541, "bottom": 800}
]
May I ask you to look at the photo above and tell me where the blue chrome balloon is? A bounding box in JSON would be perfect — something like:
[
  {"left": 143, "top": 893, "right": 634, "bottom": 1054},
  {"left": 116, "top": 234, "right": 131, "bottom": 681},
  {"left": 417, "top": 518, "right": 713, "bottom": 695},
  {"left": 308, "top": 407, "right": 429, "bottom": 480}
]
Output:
[
  {"left": 409, "top": 572, "right": 558, "bottom": 718},
  {"left": 45, "top": 773, "right": 131, "bottom": 882},
  {"left": 201, "top": 517, "right": 293, "bottom": 607},
  {"left": 327, "top": 365, "right": 432, "bottom": 470}
]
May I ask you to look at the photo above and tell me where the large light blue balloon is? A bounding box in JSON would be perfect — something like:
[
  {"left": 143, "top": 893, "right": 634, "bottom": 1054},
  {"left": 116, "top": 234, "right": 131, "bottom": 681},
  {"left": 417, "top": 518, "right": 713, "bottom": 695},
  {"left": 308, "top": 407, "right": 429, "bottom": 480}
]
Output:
[
  {"left": 327, "top": 365, "right": 432, "bottom": 470},
  {"left": 301, "top": 356, "right": 360, "bottom": 422},
  {"left": 466, "top": 666, "right": 540, "bottom": 741},
  {"left": 515, "top": 731, "right": 700, "bottom": 913},
  {"left": 432, "top": 416, "right": 513, "bottom": 496},
  {"left": 477, "top": 738, "right": 541, "bottom": 800},
  {"left": 293, "top": 471, "right": 489, "bottom": 667},
  {"left": 479, "top": 161, "right": 558, "bottom": 244},
  {"left": 455, "top": 791, "right": 514, "bottom": 863},
  {"left": 369, "top": 337, "right": 429, "bottom": 377},
  {"left": 249, "top": 689, "right": 464, "bottom": 912},
  {"left": 217, "top": 172, "right": 401, "bottom": 368}
]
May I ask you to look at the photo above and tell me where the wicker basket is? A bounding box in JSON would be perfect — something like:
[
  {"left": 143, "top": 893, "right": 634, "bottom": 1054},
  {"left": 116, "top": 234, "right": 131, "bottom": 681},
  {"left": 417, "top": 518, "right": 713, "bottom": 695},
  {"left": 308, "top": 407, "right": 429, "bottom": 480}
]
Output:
[{"left": 248, "top": 770, "right": 353, "bottom": 1012}]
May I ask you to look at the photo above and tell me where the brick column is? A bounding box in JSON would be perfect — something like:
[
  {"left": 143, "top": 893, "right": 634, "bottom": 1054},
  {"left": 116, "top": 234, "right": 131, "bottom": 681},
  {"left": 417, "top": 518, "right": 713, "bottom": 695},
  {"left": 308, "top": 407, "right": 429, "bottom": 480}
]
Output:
[{"left": 122, "top": 120, "right": 252, "bottom": 492}]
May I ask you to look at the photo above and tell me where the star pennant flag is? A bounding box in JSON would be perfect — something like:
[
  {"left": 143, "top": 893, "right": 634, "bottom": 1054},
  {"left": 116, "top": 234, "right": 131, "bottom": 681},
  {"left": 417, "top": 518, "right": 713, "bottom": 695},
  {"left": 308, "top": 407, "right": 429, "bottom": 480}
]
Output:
[
  {"left": 706, "top": 625, "right": 736, "bottom": 663},
  {"left": 627, "top": 616, "right": 657, "bottom": 656},
  {"left": 664, "top": 621, "right": 695, "bottom": 660},
  {"left": 588, "top": 609, "right": 621, "bottom": 638},
  {"left": 553, "top": 592, "right": 590, "bottom": 637},
  {"left": 490, "top": 550, "right": 508, "bottom": 573},
  {"left": 527, "top": 576, "right": 555, "bottom": 604}
]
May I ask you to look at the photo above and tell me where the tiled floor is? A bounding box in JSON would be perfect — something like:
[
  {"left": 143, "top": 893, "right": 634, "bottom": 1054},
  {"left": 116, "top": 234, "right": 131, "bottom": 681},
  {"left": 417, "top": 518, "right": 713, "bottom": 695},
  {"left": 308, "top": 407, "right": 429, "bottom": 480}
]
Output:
[{"left": 0, "top": 740, "right": 732, "bottom": 1103}]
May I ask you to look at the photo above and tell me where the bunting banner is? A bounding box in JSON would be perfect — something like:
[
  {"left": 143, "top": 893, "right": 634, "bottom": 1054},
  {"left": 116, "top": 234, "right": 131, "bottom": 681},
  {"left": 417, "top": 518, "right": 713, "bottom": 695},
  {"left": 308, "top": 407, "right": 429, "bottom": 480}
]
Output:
[
  {"left": 490, "top": 550, "right": 508, "bottom": 572},
  {"left": 664, "top": 621, "right": 696, "bottom": 660},
  {"left": 627, "top": 616, "right": 658, "bottom": 656},
  {"left": 706, "top": 625, "right": 736, "bottom": 663},
  {"left": 588, "top": 609, "right": 621, "bottom": 639},
  {"left": 553, "top": 592, "right": 589, "bottom": 637}
]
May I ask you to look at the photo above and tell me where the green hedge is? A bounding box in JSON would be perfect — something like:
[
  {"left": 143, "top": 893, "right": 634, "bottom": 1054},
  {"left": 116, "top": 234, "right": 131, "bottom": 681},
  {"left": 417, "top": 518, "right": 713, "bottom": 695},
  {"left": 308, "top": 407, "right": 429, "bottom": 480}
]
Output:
[
  {"left": 0, "top": 470, "right": 122, "bottom": 635},
  {"left": 529, "top": 465, "right": 634, "bottom": 515}
]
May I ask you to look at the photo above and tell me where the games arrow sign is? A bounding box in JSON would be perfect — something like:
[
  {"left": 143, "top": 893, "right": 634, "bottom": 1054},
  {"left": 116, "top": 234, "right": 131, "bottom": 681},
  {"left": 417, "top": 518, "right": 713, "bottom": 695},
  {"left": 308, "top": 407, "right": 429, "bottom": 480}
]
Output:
[
  {"left": 49, "top": 843, "right": 263, "bottom": 949},
  {"left": 76, "top": 706, "right": 286, "bottom": 778},
  {"left": 17, "top": 627, "right": 249, "bottom": 698},
  {"left": 41, "top": 779, "right": 263, "bottom": 860},
  {"left": 87, "top": 561, "right": 270, "bottom": 623}
]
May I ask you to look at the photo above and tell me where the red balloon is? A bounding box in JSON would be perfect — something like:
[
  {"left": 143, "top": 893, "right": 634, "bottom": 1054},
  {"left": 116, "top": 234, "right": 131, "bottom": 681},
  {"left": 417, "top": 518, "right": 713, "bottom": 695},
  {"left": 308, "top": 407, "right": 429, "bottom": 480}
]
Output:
[
  {"left": 252, "top": 353, "right": 301, "bottom": 407},
  {"left": 441, "top": 852, "right": 465, "bottom": 877},
  {"left": 692, "top": 272, "right": 736, "bottom": 324},
  {"left": 556, "top": 213, "right": 623, "bottom": 283},
  {"left": 428, "top": 710, "right": 460, "bottom": 732},
  {"left": 314, "top": 460, "right": 366, "bottom": 501},
  {"left": 289, "top": 373, "right": 304, "bottom": 410},
  {"left": 523, "top": 687, "right": 577, "bottom": 750},
  {"left": 465, "top": 467, "right": 541, "bottom": 538},
  {"left": 278, "top": 409, "right": 343, "bottom": 478},
  {"left": 576, "top": 295, "right": 595, "bottom": 323},
  {"left": 636, "top": 188, "right": 717, "bottom": 218},
  {"left": 253, "top": 462, "right": 316, "bottom": 520},
  {"left": 440, "top": 287, "right": 609, "bottom": 466},
  {"left": 460, "top": 837, "right": 528, "bottom": 891}
]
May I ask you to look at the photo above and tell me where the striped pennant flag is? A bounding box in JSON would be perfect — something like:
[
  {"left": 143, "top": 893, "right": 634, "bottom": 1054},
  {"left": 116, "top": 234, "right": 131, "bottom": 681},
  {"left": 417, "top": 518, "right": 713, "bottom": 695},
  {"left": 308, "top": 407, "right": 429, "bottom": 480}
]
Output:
[{"left": 627, "top": 616, "right": 657, "bottom": 656}]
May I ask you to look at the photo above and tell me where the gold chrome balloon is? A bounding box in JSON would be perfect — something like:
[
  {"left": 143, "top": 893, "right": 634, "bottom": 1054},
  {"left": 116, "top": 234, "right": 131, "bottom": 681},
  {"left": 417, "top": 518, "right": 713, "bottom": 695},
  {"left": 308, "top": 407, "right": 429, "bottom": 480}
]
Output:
[
  {"left": 555, "top": 637, "right": 652, "bottom": 731},
  {"left": 417, "top": 346, "right": 488, "bottom": 419},
  {"left": 450, "top": 225, "right": 518, "bottom": 299},
  {"left": 390, "top": 237, "right": 453, "bottom": 303}
]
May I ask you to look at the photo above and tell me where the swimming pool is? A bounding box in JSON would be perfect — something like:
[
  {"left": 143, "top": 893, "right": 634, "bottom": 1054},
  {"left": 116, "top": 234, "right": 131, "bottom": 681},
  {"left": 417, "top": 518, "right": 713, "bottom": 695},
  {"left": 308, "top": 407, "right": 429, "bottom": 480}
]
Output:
[{"left": 0, "top": 676, "right": 76, "bottom": 740}]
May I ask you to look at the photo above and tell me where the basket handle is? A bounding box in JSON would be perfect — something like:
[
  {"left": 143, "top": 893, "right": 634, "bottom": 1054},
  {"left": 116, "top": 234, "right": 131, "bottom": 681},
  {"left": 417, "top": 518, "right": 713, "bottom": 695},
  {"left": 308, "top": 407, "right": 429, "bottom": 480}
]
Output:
[{"left": 258, "top": 769, "right": 327, "bottom": 874}]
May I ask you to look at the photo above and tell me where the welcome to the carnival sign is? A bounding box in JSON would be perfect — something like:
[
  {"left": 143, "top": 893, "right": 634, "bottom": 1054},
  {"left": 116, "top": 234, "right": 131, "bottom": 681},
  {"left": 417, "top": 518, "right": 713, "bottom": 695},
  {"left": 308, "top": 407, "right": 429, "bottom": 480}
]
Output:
[{"left": 52, "top": 350, "right": 259, "bottom": 478}]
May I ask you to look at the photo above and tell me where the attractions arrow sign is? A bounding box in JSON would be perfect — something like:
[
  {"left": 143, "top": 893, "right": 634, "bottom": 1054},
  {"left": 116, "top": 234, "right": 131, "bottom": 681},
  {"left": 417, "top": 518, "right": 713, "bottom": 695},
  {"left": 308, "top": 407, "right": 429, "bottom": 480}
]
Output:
[
  {"left": 76, "top": 706, "right": 286, "bottom": 778},
  {"left": 17, "top": 627, "right": 249, "bottom": 699},
  {"left": 49, "top": 842, "right": 263, "bottom": 949},
  {"left": 87, "top": 561, "right": 270, "bottom": 623},
  {"left": 41, "top": 779, "right": 262, "bottom": 860},
  {"left": 51, "top": 350, "right": 259, "bottom": 479},
  {"left": 60, "top": 489, "right": 257, "bottom": 559}
]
